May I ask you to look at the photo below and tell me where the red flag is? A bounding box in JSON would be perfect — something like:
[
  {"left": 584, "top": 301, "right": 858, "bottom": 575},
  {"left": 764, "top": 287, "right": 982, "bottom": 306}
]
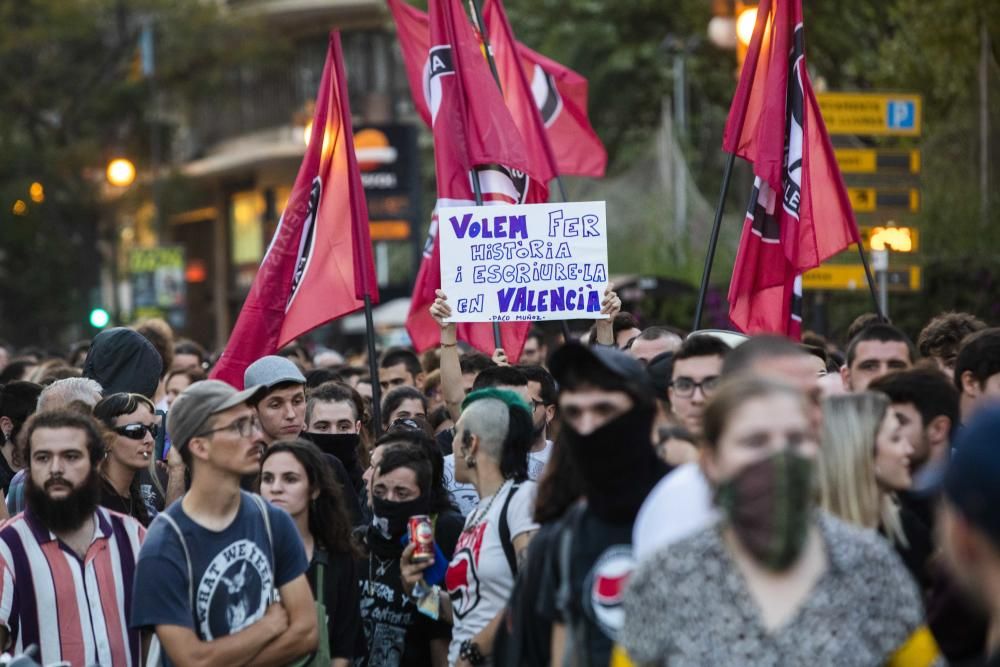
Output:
[
  {"left": 405, "top": 0, "right": 541, "bottom": 361},
  {"left": 514, "top": 43, "right": 607, "bottom": 178},
  {"left": 387, "top": 0, "right": 606, "bottom": 178},
  {"left": 481, "top": 0, "right": 557, "bottom": 186},
  {"left": 211, "top": 33, "right": 378, "bottom": 388},
  {"left": 723, "top": 0, "right": 859, "bottom": 338}
]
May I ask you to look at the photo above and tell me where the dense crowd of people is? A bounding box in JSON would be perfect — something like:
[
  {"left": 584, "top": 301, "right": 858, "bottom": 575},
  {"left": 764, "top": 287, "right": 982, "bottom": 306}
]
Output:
[{"left": 0, "top": 301, "right": 997, "bottom": 666}]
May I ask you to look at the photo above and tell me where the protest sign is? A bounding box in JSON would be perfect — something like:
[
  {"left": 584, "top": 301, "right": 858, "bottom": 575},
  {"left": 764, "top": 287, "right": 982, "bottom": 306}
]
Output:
[{"left": 439, "top": 201, "right": 608, "bottom": 322}]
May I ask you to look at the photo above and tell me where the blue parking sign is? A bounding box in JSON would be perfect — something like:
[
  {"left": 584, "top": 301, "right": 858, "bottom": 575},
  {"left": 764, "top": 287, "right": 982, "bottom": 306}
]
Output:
[{"left": 887, "top": 101, "right": 916, "bottom": 130}]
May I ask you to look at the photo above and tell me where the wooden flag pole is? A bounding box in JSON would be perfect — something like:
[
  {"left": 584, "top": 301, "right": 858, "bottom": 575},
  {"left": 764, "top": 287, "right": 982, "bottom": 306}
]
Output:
[
  {"left": 363, "top": 294, "right": 383, "bottom": 436},
  {"left": 693, "top": 151, "right": 737, "bottom": 331}
]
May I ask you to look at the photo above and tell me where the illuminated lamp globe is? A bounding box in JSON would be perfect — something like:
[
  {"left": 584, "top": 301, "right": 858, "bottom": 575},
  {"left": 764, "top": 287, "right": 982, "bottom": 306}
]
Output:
[
  {"left": 736, "top": 7, "right": 758, "bottom": 47},
  {"left": 106, "top": 158, "right": 136, "bottom": 187},
  {"left": 707, "top": 16, "right": 737, "bottom": 50}
]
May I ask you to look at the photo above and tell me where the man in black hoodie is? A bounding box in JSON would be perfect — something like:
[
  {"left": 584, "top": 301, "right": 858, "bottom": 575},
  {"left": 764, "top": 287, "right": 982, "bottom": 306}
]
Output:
[{"left": 540, "top": 343, "right": 667, "bottom": 667}]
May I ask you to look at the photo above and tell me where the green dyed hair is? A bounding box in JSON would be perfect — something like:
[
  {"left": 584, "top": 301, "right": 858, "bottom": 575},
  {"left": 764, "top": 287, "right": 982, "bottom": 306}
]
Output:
[{"left": 462, "top": 387, "right": 531, "bottom": 417}]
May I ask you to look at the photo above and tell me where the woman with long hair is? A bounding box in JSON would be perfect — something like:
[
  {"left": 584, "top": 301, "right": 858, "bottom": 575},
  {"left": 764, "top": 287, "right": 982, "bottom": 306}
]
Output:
[
  {"left": 621, "top": 376, "right": 932, "bottom": 665},
  {"left": 94, "top": 392, "right": 179, "bottom": 526},
  {"left": 819, "top": 391, "right": 931, "bottom": 585},
  {"left": 260, "top": 439, "right": 362, "bottom": 667}
]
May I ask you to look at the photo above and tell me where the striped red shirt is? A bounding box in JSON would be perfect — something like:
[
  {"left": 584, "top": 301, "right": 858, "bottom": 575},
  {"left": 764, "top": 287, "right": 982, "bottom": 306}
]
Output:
[{"left": 0, "top": 506, "right": 145, "bottom": 666}]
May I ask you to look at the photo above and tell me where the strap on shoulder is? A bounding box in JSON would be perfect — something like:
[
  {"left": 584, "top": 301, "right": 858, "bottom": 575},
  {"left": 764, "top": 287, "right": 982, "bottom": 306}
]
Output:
[
  {"left": 557, "top": 502, "right": 590, "bottom": 667},
  {"left": 499, "top": 483, "right": 522, "bottom": 576},
  {"left": 154, "top": 512, "right": 194, "bottom": 614}
]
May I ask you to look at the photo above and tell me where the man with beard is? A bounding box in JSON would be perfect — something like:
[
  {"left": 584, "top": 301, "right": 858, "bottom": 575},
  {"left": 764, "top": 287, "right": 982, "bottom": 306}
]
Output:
[
  {"left": 130, "top": 380, "right": 317, "bottom": 666},
  {"left": 540, "top": 344, "right": 668, "bottom": 666},
  {"left": 0, "top": 410, "right": 145, "bottom": 666},
  {"left": 517, "top": 365, "right": 558, "bottom": 481}
]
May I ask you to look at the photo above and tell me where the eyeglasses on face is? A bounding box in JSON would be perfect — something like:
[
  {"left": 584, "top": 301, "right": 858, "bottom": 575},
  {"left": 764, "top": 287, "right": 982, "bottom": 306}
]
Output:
[
  {"left": 670, "top": 376, "right": 721, "bottom": 398},
  {"left": 197, "top": 415, "right": 259, "bottom": 439},
  {"left": 113, "top": 423, "right": 159, "bottom": 440}
]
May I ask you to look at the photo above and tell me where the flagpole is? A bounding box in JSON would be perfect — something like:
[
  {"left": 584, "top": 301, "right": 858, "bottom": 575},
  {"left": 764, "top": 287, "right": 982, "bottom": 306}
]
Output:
[
  {"left": 853, "top": 243, "right": 886, "bottom": 322},
  {"left": 470, "top": 0, "right": 573, "bottom": 348},
  {"left": 363, "top": 295, "right": 384, "bottom": 436},
  {"left": 693, "top": 151, "right": 737, "bottom": 331},
  {"left": 468, "top": 168, "right": 504, "bottom": 349},
  {"left": 468, "top": 0, "right": 504, "bottom": 350},
  {"left": 469, "top": 0, "right": 501, "bottom": 87}
]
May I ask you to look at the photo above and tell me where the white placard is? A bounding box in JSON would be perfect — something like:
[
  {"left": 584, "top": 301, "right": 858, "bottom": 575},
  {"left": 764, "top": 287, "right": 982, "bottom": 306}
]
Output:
[{"left": 439, "top": 201, "right": 609, "bottom": 322}]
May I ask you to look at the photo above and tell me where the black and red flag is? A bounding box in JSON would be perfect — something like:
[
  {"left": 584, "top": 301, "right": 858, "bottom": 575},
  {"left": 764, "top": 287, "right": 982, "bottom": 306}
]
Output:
[
  {"left": 212, "top": 33, "right": 378, "bottom": 388},
  {"left": 404, "top": 0, "right": 545, "bottom": 361},
  {"left": 387, "top": 0, "right": 606, "bottom": 178},
  {"left": 723, "top": 0, "right": 859, "bottom": 338}
]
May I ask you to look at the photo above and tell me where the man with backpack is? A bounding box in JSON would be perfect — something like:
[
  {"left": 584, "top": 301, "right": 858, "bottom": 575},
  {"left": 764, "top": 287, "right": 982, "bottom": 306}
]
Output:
[{"left": 130, "top": 379, "right": 318, "bottom": 666}]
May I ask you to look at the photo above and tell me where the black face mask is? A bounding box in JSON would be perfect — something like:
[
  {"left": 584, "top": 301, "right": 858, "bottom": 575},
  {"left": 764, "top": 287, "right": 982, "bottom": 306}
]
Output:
[
  {"left": 303, "top": 432, "right": 360, "bottom": 469},
  {"left": 371, "top": 494, "right": 430, "bottom": 541},
  {"left": 562, "top": 401, "right": 664, "bottom": 523}
]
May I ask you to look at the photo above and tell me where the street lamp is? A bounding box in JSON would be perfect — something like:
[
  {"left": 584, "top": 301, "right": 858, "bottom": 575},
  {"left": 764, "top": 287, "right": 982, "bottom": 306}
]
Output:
[
  {"left": 106, "top": 158, "right": 136, "bottom": 188},
  {"left": 736, "top": 7, "right": 758, "bottom": 47}
]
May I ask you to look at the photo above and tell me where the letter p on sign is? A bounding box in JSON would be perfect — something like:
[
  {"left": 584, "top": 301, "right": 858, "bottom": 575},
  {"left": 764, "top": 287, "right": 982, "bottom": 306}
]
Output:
[{"left": 887, "top": 100, "right": 915, "bottom": 130}]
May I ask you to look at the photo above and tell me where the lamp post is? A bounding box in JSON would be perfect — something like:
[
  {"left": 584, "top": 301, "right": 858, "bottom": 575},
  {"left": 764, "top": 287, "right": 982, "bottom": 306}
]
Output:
[{"left": 102, "top": 156, "right": 136, "bottom": 326}]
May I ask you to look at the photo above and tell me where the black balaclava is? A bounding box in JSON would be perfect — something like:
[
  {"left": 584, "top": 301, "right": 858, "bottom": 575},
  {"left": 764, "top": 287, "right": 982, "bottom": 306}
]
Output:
[
  {"left": 302, "top": 432, "right": 364, "bottom": 492},
  {"left": 550, "top": 343, "right": 667, "bottom": 524},
  {"left": 562, "top": 400, "right": 664, "bottom": 523}
]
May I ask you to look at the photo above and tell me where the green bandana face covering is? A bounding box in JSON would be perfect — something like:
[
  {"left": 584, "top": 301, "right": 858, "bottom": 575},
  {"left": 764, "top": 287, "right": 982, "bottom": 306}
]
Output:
[{"left": 714, "top": 449, "right": 815, "bottom": 571}]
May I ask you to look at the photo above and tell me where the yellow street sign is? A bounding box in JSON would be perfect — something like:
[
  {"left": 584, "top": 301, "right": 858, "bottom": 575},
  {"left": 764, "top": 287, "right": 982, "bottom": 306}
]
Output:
[
  {"left": 847, "top": 188, "right": 920, "bottom": 213},
  {"left": 817, "top": 92, "right": 922, "bottom": 136},
  {"left": 834, "top": 149, "right": 921, "bottom": 174},
  {"left": 803, "top": 265, "right": 921, "bottom": 291},
  {"left": 858, "top": 226, "right": 919, "bottom": 253}
]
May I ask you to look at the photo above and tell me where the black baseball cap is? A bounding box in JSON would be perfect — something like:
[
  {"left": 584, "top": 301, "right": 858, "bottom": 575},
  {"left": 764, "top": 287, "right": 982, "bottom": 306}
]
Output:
[{"left": 549, "top": 342, "right": 653, "bottom": 404}]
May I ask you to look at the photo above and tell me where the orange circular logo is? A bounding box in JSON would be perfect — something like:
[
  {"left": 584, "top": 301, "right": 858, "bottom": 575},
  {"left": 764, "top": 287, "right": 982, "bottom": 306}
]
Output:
[{"left": 354, "top": 128, "right": 396, "bottom": 172}]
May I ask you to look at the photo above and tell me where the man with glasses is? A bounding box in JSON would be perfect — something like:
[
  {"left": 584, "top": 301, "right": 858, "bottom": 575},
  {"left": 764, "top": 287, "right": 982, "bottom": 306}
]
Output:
[
  {"left": 131, "top": 380, "right": 318, "bottom": 666},
  {"left": 517, "top": 365, "right": 558, "bottom": 480},
  {"left": 667, "top": 335, "right": 731, "bottom": 438}
]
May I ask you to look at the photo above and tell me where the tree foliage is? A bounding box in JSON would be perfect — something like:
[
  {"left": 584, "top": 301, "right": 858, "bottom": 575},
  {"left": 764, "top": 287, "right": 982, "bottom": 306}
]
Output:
[{"left": 0, "top": 0, "right": 274, "bottom": 346}]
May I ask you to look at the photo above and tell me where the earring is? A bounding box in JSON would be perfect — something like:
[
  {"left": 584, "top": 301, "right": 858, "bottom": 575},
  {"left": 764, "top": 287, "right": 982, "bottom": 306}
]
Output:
[{"left": 465, "top": 456, "right": 476, "bottom": 469}]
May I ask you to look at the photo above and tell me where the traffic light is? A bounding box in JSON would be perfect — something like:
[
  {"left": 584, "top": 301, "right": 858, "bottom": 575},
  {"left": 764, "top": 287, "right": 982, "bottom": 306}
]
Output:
[{"left": 89, "top": 307, "right": 111, "bottom": 329}]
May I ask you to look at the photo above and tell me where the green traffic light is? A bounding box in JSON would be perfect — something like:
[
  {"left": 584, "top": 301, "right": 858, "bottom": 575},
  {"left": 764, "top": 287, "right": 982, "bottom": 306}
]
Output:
[{"left": 89, "top": 308, "right": 110, "bottom": 328}]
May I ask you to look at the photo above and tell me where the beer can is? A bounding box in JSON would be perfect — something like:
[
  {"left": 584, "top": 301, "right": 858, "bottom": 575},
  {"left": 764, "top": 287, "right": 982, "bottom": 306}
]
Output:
[{"left": 409, "top": 515, "right": 434, "bottom": 562}]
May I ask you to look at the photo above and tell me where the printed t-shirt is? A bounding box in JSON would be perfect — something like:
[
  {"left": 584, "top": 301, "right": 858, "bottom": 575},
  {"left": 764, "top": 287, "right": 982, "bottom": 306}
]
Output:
[
  {"left": 540, "top": 503, "right": 636, "bottom": 666},
  {"left": 445, "top": 480, "right": 539, "bottom": 665},
  {"left": 356, "top": 514, "right": 463, "bottom": 667},
  {"left": 527, "top": 440, "right": 553, "bottom": 481},
  {"left": 130, "top": 491, "right": 308, "bottom": 666}
]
